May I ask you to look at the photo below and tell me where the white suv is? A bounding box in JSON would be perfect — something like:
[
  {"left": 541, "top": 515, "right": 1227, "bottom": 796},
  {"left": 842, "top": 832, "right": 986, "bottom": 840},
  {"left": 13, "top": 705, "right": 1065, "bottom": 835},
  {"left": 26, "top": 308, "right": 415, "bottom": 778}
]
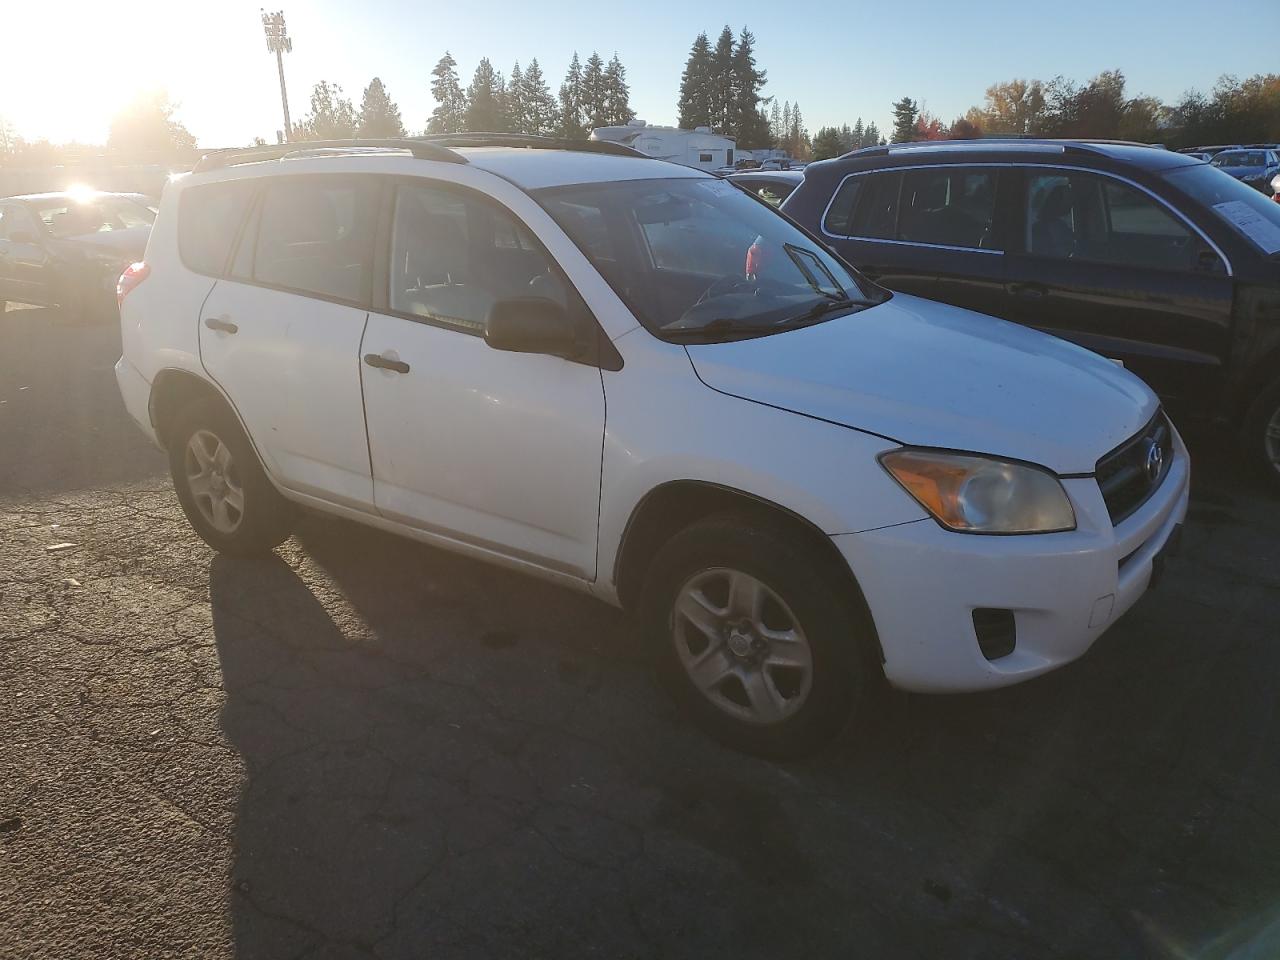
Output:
[{"left": 116, "top": 136, "right": 1189, "bottom": 757}]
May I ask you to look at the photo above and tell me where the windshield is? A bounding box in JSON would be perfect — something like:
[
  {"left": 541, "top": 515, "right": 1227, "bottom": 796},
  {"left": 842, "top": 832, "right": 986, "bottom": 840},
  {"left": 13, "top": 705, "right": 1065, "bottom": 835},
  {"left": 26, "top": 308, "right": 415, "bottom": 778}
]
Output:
[
  {"left": 1211, "top": 151, "right": 1265, "bottom": 168},
  {"left": 1164, "top": 163, "right": 1280, "bottom": 256},
  {"left": 36, "top": 196, "right": 156, "bottom": 239},
  {"left": 534, "top": 176, "right": 883, "bottom": 340}
]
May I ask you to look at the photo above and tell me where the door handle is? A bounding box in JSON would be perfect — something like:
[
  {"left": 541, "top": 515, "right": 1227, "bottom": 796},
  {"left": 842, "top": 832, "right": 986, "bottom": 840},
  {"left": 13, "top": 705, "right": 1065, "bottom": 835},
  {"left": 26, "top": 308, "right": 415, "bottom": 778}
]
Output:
[
  {"left": 204, "top": 316, "right": 238, "bottom": 334},
  {"left": 364, "top": 352, "right": 410, "bottom": 374},
  {"left": 1008, "top": 282, "right": 1048, "bottom": 300}
]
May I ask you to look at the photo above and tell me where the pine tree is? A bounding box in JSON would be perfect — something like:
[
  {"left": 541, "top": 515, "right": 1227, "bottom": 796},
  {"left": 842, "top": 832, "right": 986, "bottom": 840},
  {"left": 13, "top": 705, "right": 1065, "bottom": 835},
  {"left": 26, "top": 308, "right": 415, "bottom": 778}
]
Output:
[
  {"left": 492, "top": 68, "right": 510, "bottom": 132},
  {"left": 603, "top": 54, "right": 634, "bottom": 126},
  {"left": 464, "top": 58, "right": 504, "bottom": 132},
  {"left": 504, "top": 63, "right": 527, "bottom": 133},
  {"left": 852, "top": 117, "right": 865, "bottom": 148},
  {"left": 557, "top": 52, "right": 586, "bottom": 138},
  {"left": 677, "top": 33, "right": 713, "bottom": 129},
  {"left": 731, "top": 28, "right": 770, "bottom": 148},
  {"left": 891, "top": 96, "right": 919, "bottom": 142},
  {"left": 580, "top": 52, "right": 607, "bottom": 130},
  {"left": 709, "top": 25, "right": 736, "bottom": 133},
  {"left": 865, "top": 121, "right": 882, "bottom": 146},
  {"left": 780, "top": 101, "right": 792, "bottom": 153},
  {"left": 357, "top": 77, "right": 405, "bottom": 137},
  {"left": 769, "top": 100, "right": 782, "bottom": 143},
  {"left": 428, "top": 52, "right": 466, "bottom": 134},
  {"left": 522, "top": 59, "right": 558, "bottom": 136}
]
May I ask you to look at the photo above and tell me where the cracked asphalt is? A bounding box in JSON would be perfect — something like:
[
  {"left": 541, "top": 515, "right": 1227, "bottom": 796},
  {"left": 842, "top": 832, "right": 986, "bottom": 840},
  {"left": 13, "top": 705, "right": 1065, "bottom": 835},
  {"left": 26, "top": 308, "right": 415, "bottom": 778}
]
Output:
[{"left": 3, "top": 304, "right": 1280, "bottom": 959}]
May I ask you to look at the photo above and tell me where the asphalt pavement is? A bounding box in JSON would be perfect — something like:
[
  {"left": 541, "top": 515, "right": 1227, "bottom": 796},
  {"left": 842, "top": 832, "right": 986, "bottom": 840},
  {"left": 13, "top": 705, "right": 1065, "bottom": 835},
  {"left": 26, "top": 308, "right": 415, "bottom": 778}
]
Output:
[{"left": 2, "top": 304, "right": 1279, "bottom": 959}]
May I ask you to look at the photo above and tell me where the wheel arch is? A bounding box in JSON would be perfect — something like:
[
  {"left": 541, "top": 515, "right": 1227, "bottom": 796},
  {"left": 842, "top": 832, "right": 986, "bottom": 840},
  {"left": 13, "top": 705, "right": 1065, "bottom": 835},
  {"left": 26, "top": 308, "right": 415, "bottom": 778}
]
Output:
[{"left": 612, "top": 479, "right": 883, "bottom": 661}]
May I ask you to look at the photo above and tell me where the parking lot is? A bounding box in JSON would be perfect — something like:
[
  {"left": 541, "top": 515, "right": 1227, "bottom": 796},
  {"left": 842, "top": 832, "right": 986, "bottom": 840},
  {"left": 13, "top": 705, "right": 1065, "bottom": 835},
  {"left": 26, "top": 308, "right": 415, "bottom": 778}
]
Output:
[{"left": 2, "top": 305, "right": 1279, "bottom": 959}]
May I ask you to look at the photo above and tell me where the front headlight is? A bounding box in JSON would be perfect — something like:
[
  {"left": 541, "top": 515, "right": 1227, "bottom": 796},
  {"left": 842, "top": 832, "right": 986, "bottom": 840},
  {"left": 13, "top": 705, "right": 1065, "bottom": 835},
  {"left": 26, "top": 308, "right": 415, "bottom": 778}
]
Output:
[{"left": 880, "top": 449, "right": 1076, "bottom": 534}]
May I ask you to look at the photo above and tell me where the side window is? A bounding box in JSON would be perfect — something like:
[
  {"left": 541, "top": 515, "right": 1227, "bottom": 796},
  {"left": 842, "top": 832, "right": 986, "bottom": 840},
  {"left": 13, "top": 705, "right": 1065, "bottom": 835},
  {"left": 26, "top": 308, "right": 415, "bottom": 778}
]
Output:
[
  {"left": 897, "top": 168, "right": 997, "bottom": 249},
  {"left": 0, "top": 205, "right": 38, "bottom": 241},
  {"left": 822, "top": 177, "right": 863, "bottom": 235},
  {"left": 849, "top": 171, "right": 902, "bottom": 240},
  {"left": 1026, "top": 171, "right": 1198, "bottom": 271},
  {"left": 389, "top": 183, "right": 571, "bottom": 334},
  {"left": 179, "top": 181, "right": 255, "bottom": 277},
  {"left": 253, "top": 177, "right": 378, "bottom": 303}
]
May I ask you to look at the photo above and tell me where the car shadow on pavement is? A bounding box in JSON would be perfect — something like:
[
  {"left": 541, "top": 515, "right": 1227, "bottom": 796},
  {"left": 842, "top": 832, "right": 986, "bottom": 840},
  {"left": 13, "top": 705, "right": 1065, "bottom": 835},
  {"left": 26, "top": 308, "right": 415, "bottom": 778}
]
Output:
[{"left": 207, "top": 454, "right": 1280, "bottom": 958}]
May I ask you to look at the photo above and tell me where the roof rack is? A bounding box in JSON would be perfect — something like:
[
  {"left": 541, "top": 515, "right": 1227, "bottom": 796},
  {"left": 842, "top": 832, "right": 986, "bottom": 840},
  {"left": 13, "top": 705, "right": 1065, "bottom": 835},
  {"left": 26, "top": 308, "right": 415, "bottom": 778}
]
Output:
[
  {"left": 192, "top": 138, "right": 466, "bottom": 173},
  {"left": 417, "top": 132, "right": 647, "bottom": 159},
  {"left": 834, "top": 137, "right": 1166, "bottom": 163}
]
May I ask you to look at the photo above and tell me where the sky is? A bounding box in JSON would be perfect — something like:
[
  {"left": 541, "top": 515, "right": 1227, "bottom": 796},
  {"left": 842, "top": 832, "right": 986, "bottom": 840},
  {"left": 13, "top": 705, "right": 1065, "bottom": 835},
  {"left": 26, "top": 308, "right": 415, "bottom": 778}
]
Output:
[{"left": 1, "top": 0, "right": 1273, "bottom": 148}]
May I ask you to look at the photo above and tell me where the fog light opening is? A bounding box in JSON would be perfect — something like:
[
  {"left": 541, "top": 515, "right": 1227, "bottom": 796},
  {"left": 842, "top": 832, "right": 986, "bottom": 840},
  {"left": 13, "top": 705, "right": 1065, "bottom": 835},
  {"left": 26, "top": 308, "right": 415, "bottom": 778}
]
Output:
[{"left": 972, "top": 608, "right": 1016, "bottom": 661}]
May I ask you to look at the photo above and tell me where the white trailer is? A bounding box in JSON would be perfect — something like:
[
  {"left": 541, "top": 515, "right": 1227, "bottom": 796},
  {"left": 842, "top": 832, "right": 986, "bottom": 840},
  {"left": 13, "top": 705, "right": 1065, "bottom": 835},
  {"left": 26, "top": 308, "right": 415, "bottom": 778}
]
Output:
[{"left": 590, "top": 120, "right": 737, "bottom": 172}]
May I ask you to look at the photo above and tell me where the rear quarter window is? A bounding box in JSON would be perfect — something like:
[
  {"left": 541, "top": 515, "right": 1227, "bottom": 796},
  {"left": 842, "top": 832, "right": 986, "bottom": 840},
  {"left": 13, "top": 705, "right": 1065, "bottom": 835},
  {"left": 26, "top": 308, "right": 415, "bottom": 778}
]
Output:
[{"left": 179, "top": 182, "right": 256, "bottom": 277}]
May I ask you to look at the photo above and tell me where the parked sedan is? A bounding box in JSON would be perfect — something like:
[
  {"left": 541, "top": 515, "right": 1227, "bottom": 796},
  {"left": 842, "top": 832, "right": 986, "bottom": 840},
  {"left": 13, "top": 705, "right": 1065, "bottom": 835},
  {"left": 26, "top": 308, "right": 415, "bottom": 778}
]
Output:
[
  {"left": 0, "top": 191, "right": 154, "bottom": 320},
  {"left": 782, "top": 140, "right": 1280, "bottom": 487},
  {"left": 1210, "top": 148, "right": 1280, "bottom": 192}
]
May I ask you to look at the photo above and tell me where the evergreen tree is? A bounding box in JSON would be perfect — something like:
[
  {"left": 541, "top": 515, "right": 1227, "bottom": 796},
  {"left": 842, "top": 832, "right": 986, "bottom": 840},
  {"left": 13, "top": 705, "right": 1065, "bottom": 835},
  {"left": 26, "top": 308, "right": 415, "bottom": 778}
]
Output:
[
  {"left": 580, "top": 52, "right": 608, "bottom": 130},
  {"left": 865, "top": 121, "right": 882, "bottom": 146},
  {"left": 505, "top": 63, "right": 528, "bottom": 133},
  {"left": 731, "top": 28, "right": 770, "bottom": 148},
  {"left": 709, "top": 25, "right": 736, "bottom": 133},
  {"left": 811, "top": 126, "right": 843, "bottom": 160},
  {"left": 891, "top": 96, "right": 919, "bottom": 142},
  {"left": 465, "top": 58, "right": 504, "bottom": 132},
  {"left": 522, "top": 59, "right": 558, "bottom": 136},
  {"left": 604, "top": 54, "right": 634, "bottom": 126},
  {"left": 492, "top": 68, "right": 510, "bottom": 132},
  {"left": 769, "top": 99, "right": 782, "bottom": 143},
  {"left": 557, "top": 52, "right": 586, "bottom": 138},
  {"left": 852, "top": 117, "right": 865, "bottom": 148},
  {"left": 297, "top": 80, "right": 357, "bottom": 139},
  {"left": 677, "top": 33, "right": 713, "bottom": 129},
  {"left": 356, "top": 77, "right": 405, "bottom": 137},
  {"left": 428, "top": 52, "right": 466, "bottom": 134}
]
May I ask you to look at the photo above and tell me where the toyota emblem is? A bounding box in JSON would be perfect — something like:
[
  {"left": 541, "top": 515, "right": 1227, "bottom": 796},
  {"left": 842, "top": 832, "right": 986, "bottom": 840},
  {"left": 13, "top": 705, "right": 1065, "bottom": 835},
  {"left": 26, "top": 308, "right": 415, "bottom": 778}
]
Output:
[{"left": 1144, "top": 439, "right": 1164, "bottom": 483}]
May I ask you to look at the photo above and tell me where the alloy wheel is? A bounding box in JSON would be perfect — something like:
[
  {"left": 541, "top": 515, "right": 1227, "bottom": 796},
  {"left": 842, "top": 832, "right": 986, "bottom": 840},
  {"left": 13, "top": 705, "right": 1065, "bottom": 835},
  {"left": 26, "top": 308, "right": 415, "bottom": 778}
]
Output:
[
  {"left": 671, "top": 567, "right": 814, "bottom": 725},
  {"left": 184, "top": 429, "right": 245, "bottom": 534}
]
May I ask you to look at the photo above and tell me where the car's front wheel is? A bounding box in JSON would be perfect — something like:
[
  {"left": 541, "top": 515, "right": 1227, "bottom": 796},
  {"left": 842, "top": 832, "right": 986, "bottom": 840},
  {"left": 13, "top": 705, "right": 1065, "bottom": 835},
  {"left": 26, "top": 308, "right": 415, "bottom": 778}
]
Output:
[
  {"left": 1247, "top": 376, "right": 1280, "bottom": 492},
  {"left": 642, "top": 515, "right": 874, "bottom": 759},
  {"left": 168, "top": 397, "right": 295, "bottom": 554}
]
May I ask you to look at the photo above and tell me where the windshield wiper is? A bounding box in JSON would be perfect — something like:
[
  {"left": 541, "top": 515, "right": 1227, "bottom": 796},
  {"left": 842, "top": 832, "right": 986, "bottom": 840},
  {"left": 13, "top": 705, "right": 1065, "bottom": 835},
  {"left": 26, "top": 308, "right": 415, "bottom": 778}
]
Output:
[
  {"left": 662, "top": 318, "right": 783, "bottom": 341},
  {"left": 783, "top": 243, "right": 849, "bottom": 302}
]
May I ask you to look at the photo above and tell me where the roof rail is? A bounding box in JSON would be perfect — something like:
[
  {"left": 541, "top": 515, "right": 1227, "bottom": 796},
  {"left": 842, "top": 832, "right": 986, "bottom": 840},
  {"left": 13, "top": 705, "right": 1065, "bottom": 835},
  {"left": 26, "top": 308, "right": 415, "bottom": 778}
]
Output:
[
  {"left": 192, "top": 138, "right": 466, "bottom": 173},
  {"left": 417, "top": 132, "right": 648, "bottom": 159}
]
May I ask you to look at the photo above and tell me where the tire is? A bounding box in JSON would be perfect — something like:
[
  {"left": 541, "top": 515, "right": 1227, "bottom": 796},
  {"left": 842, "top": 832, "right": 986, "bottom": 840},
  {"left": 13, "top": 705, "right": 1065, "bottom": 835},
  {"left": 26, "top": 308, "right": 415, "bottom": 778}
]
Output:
[
  {"left": 1245, "top": 376, "right": 1280, "bottom": 493},
  {"left": 641, "top": 514, "right": 874, "bottom": 760},
  {"left": 167, "top": 397, "right": 295, "bottom": 555}
]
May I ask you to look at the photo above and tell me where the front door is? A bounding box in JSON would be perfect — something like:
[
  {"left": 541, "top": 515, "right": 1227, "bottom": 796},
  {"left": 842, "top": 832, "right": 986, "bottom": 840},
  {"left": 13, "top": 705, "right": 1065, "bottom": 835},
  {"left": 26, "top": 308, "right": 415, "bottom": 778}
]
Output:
[
  {"left": 360, "top": 181, "right": 606, "bottom": 578},
  {"left": 0, "top": 204, "right": 54, "bottom": 306},
  {"left": 198, "top": 175, "right": 377, "bottom": 510},
  {"left": 1003, "top": 168, "right": 1235, "bottom": 408}
]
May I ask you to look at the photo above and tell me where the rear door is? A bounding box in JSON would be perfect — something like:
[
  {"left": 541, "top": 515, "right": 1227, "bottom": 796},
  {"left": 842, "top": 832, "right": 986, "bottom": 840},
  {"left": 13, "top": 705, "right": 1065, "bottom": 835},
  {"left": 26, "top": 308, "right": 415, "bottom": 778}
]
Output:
[
  {"left": 1002, "top": 167, "right": 1234, "bottom": 405},
  {"left": 197, "top": 174, "right": 376, "bottom": 510}
]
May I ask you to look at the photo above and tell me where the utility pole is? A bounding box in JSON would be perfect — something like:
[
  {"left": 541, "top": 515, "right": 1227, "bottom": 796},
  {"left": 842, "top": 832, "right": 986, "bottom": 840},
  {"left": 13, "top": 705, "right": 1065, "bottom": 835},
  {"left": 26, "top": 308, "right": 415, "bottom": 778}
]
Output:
[{"left": 261, "top": 10, "right": 293, "bottom": 141}]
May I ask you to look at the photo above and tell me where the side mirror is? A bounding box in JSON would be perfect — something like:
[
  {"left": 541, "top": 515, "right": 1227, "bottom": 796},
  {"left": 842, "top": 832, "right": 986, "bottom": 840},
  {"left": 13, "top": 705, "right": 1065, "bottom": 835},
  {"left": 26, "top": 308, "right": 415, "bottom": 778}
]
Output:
[
  {"left": 9, "top": 230, "right": 37, "bottom": 244},
  {"left": 484, "top": 297, "right": 581, "bottom": 359}
]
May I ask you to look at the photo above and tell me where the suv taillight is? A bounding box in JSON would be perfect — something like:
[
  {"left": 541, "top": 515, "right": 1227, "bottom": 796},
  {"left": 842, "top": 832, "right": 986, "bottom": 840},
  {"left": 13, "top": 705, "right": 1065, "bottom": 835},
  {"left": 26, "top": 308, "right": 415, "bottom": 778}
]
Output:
[{"left": 117, "top": 261, "right": 150, "bottom": 308}]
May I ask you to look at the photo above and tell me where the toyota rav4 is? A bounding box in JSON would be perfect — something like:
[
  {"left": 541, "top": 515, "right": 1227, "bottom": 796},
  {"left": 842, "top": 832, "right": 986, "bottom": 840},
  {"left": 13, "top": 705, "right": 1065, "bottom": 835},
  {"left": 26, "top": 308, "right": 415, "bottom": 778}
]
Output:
[{"left": 115, "top": 135, "right": 1190, "bottom": 757}]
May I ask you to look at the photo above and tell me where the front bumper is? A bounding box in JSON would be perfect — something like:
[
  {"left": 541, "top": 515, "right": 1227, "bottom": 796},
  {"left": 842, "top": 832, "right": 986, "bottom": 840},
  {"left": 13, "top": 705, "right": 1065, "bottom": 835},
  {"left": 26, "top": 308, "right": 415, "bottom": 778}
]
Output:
[
  {"left": 114, "top": 355, "right": 159, "bottom": 446},
  {"left": 834, "top": 429, "right": 1190, "bottom": 693}
]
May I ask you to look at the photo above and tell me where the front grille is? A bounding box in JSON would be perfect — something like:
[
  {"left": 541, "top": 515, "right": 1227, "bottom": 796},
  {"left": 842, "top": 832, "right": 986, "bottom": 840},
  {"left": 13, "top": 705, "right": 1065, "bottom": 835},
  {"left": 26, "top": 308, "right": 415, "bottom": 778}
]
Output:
[{"left": 1095, "top": 411, "right": 1174, "bottom": 525}]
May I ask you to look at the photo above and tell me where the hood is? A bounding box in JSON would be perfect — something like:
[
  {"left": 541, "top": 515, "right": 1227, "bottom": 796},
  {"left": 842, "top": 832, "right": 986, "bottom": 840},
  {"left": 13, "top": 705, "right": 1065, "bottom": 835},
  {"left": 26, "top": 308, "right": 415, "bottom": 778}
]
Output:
[
  {"left": 685, "top": 294, "right": 1158, "bottom": 475},
  {"left": 56, "top": 225, "right": 150, "bottom": 261}
]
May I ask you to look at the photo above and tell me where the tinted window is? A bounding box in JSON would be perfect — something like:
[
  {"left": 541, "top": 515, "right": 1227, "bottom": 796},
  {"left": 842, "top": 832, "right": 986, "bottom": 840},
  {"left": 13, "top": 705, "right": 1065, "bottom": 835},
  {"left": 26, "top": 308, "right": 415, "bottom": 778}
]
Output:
[
  {"left": 390, "top": 183, "right": 572, "bottom": 334},
  {"left": 253, "top": 177, "right": 377, "bottom": 303},
  {"left": 1211, "top": 151, "right": 1265, "bottom": 168},
  {"left": 1025, "top": 171, "right": 1199, "bottom": 271},
  {"left": 822, "top": 177, "right": 863, "bottom": 235},
  {"left": 850, "top": 171, "right": 902, "bottom": 240},
  {"left": 180, "top": 182, "right": 255, "bottom": 277},
  {"left": 897, "top": 168, "right": 997, "bottom": 249}
]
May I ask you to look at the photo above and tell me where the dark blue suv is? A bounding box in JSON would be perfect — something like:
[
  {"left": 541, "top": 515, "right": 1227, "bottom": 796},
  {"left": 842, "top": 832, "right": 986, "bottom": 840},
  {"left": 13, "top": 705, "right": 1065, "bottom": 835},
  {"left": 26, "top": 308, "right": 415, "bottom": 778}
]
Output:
[{"left": 782, "top": 140, "right": 1280, "bottom": 488}]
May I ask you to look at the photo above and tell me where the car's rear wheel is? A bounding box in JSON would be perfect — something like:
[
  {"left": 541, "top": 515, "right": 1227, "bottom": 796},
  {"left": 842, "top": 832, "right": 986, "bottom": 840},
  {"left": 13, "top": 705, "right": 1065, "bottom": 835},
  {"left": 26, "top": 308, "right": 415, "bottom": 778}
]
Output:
[
  {"left": 1247, "top": 377, "right": 1280, "bottom": 492},
  {"left": 168, "top": 397, "right": 295, "bottom": 554},
  {"left": 642, "top": 515, "right": 873, "bottom": 759}
]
